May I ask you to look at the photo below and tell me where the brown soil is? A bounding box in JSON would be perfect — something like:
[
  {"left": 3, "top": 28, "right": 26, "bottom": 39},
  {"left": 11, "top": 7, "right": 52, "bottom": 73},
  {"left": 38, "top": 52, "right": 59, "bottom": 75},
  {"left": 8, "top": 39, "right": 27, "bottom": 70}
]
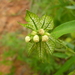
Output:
[
  {"left": 0, "top": 0, "right": 29, "bottom": 34},
  {"left": 0, "top": 0, "right": 36, "bottom": 75},
  {"left": 13, "top": 60, "right": 35, "bottom": 75}
]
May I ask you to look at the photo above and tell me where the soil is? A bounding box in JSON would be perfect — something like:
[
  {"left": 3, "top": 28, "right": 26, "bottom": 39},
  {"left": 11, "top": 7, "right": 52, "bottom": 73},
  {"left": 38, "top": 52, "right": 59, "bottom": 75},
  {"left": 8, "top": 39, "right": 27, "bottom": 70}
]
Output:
[
  {"left": 0, "top": 0, "right": 35, "bottom": 75},
  {"left": 0, "top": 0, "right": 29, "bottom": 34}
]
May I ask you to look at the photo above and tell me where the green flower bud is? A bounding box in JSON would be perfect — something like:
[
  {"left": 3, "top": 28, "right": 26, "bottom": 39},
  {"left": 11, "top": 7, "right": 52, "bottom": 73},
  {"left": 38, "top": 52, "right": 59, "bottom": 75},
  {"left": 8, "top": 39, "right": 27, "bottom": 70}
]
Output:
[
  {"left": 39, "top": 29, "right": 45, "bottom": 35},
  {"left": 25, "top": 36, "right": 31, "bottom": 42},
  {"left": 31, "top": 31, "right": 37, "bottom": 35},
  {"left": 33, "top": 35, "right": 39, "bottom": 42},
  {"left": 42, "top": 35, "right": 49, "bottom": 42},
  {"left": 46, "top": 32, "right": 50, "bottom": 36}
]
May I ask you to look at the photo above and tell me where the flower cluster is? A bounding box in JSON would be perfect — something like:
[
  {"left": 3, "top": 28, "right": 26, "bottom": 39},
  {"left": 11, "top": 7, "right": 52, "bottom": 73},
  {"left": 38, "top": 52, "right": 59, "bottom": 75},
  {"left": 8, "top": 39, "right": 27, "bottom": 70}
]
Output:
[
  {"left": 25, "top": 29, "right": 50, "bottom": 43},
  {"left": 19, "top": 10, "right": 74, "bottom": 59},
  {"left": 19, "top": 10, "right": 55, "bottom": 58}
]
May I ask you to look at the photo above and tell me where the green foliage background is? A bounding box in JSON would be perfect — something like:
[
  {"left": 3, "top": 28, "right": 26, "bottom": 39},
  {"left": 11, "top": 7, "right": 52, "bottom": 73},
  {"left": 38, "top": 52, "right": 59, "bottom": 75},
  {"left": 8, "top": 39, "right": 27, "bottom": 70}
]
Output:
[
  {"left": 31, "top": 0, "right": 75, "bottom": 26},
  {"left": 30, "top": 0, "right": 75, "bottom": 74},
  {"left": 0, "top": 0, "right": 75, "bottom": 75}
]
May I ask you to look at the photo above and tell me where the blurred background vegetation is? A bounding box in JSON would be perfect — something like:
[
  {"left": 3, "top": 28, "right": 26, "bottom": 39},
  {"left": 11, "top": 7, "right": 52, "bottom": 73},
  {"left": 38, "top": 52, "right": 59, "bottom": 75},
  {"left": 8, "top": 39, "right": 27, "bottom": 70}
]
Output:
[{"left": 0, "top": 0, "right": 75, "bottom": 75}]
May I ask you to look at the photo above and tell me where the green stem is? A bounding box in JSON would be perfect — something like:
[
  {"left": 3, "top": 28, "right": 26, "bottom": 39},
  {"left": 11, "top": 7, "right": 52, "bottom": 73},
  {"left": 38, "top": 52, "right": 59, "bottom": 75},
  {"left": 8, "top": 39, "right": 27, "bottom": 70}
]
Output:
[{"left": 39, "top": 41, "right": 42, "bottom": 58}]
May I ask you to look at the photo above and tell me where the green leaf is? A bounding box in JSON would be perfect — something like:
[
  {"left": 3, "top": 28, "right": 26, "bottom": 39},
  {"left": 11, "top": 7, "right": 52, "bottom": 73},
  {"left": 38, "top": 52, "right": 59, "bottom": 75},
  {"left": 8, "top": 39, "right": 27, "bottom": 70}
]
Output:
[
  {"left": 40, "top": 15, "right": 54, "bottom": 31},
  {"left": 25, "top": 42, "right": 35, "bottom": 55},
  {"left": 66, "top": 42, "right": 75, "bottom": 50},
  {"left": 65, "top": 48, "right": 75, "bottom": 57},
  {"left": 18, "top": 22, "right": 34, "bottom": 30},
  {"left": 68, "top": 70, "right": 75, "bottom": 75},
  {"left": 45, "top": 38, "right": 55, "bottom": 54},
  {"left": 53, "top": 52, "right": 68, "bottom": 58},
  {"left": 66, "top": 6, "right": 75, "bottom": 9},
  {"left": 38, "top": 42, "right": 44, "bottom": 59},
  {"left": 25, "top": 10, "right": 41, "bottom": 30},
  {"left": 54, "top": 56, "right": 75, "bottom": 75},
  {"left": 51, "top": 20, "right": 75, "bottom": 39}
]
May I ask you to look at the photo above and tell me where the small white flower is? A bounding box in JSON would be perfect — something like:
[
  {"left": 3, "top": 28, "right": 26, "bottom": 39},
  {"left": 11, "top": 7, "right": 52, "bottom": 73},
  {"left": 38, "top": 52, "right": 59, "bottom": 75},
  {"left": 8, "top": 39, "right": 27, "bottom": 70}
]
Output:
[
  {"left": 39, "top": 29, "right": 45, "bottom": 35},
  {"left": 33, "top": 35, "right": 39, "bottom": 42},
  {"left": 31, "top": 31, "right": 37, "bottom": 35},
  {"left": 25, "top": 36, "right": 31, "bottom": 42},
  {"left": 42, "top": 35, "right": 49, "bottom": 42}
]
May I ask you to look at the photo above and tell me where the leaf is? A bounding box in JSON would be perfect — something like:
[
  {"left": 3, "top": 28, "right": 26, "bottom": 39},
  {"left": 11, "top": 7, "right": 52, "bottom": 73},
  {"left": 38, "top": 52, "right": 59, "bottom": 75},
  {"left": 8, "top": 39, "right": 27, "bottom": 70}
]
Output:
[
  {"left": 28, "top": 43, "right": 35, "bottom": 55},
  {"left": 25, "top": 10, "right": 41, "bottom": 30},
  {"left": 66, "top": 6, "right": 75, "bottom": 9},
  {"left": 51, "top": 20, "right": 75, "bottom": 39},
  {"left": 68, "top": 70, "right": 75, "bottom": 75},
  {"left": 38, "top": 42, "right": 44, "bottom": 59},
  {"left": 53, "top": 52, "right": 68, "bottom": 58},
  {"left": 40, "top": 15, "right": 54, "bottom": 31},
  {"left": 25, "top": 42, "right": 34, "bottom": 55},
  {"left": 65, "top": 48, "right": 75, "bottom": 57},
  {"left": 18, "top": 22, "right": 34, "bottom": 30},
  {"left": 45, "top": 39, "right": 55, "bottom": 54},
  {"left": 66, "top": 42, "right": 75, "bottom": 51},
  {"left": 55, "top": 8, "right": 64, "bottom": 20},
  {"left": 54, "top": 56, "right": 75, "bottom": 75}
]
